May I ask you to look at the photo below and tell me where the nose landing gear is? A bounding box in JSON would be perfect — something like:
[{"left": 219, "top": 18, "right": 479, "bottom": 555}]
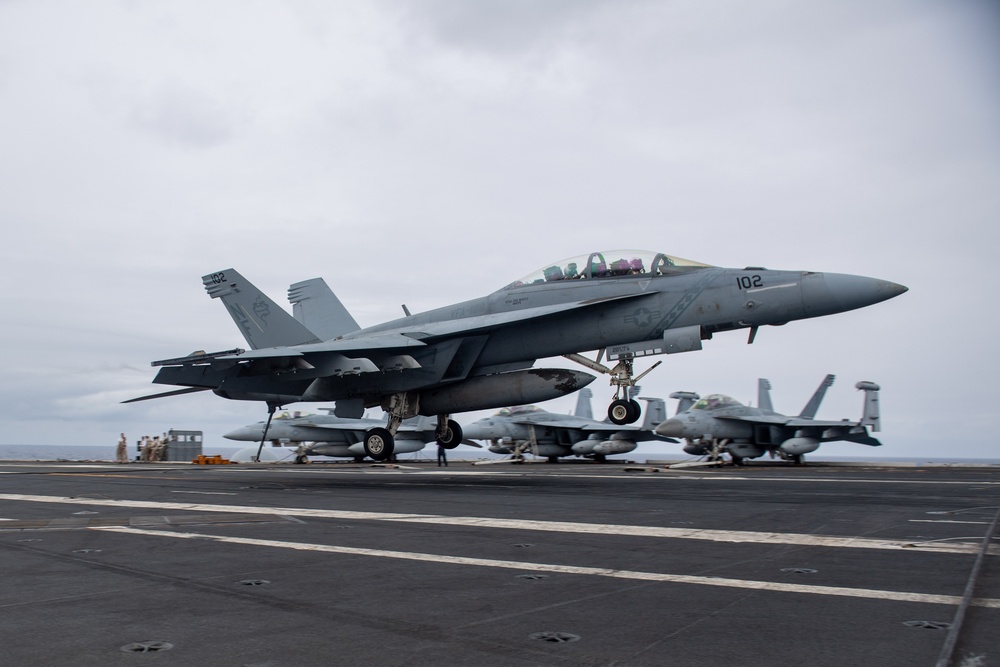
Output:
[{"left": 565, "top": 352, "right": 662, "bottom": 425}]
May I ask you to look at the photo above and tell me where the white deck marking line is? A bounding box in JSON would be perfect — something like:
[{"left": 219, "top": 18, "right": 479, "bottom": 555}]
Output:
[
  {"left": 0, "top": 493, "right": 993, "bottom": 555},
  {"left": 253, "top": 468, "right": 1000, "bottom": 486},
  {"left": 169, "top": 491, "right": 238, "bottom": 496},
  {"left": 91, "top": 525, "right": 1000, "bottom": 610}
]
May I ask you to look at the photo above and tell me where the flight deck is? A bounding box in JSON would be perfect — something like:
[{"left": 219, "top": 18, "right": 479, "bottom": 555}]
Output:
[{"left": 0, "top": 460, "right": 996, "bottom": 666}]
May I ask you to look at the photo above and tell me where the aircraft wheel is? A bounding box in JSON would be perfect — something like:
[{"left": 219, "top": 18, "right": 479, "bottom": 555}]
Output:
[
  {"left": 731, "top": 455, "right": 744, "bottom": 466},
  {"left": 294, "top": 455, "right": 309, "bottom": 464},
  {"left": 364, "top": 428, "right": 395, "bottom": 461},
  {"left": 627, "top": 399, "right": 641, "bottom": 424},
  {"left": 608, "top": 399, "right": 632, "bottom": 425},
  {"left": 437, "top": 420, "right": 463, "bottom": 449}
]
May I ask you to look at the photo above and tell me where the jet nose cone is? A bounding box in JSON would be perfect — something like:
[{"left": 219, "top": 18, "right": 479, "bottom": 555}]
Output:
[
  {"left": 459, "top": 421, "right": 490, "bottom": 441},
  {"left": 223, "top": 426, "right": 262, "bottom": 441},
  {"left": 802, "top": 273, "right": 908, "bottom": 317},
  {"left": 655, "top": 418, "right": 685, "bottom": 438}
]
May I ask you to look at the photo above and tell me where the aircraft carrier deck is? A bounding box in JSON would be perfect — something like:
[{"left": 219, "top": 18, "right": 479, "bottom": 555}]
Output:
[{"left": 0, "top": 459, "right": 997, "bottom": 666}]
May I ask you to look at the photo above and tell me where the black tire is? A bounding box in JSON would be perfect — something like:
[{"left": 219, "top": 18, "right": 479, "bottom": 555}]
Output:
[
  {"left": 437, "top": 420, "right": 463, "bottom": 449},
  {"left": 364, "top": 428, "right": 395, "bottom": 461},
  {"left": 608, "top": 399, "right": 632, "bottom": 425},
  {"left": 627, "top": 399, "right": 641, "bottom": 424}
]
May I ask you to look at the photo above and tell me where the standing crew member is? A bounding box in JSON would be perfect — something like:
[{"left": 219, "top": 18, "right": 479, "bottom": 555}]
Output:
[
  {"left": 116, "top": 433, "right": 128, "bottom": 464},
  {"left": 437, "top": 443, "right": 448, "bottom": 467}
]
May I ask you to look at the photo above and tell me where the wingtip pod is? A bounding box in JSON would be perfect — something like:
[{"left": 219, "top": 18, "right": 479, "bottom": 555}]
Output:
[{"left": 855, "top": 381, "right": 881, "bottom": 432}]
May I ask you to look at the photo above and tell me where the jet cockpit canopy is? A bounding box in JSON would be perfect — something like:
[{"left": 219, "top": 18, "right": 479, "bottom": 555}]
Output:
[
  {"left": 494, "top": 405, "right": 542, "bottom": 417},
  {"left": 691, "top": 394, "right": 743, "bottom": 411},
  {"left": 501, "top": 249, "right": 712, "bottom": 290}
]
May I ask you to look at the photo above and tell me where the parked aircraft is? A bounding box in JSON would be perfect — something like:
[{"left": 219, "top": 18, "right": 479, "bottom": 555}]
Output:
[
  {"left": 127, "top": 249, "right": 906, "bottom": 461},
  {"left": 462, "top": 388, "right": 676, "bottom": 462},
  {"left": 223, "top": 410, "right": 463, "bottom": 463},
  {"left": 655, "top": 375, "right": 882, "bottom": 464}
]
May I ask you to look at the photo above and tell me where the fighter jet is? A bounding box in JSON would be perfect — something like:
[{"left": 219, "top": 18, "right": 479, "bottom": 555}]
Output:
[
  {"left": 223, "top": 410, "right": 456, "bottom": 463},
  {"left": 655, "top": 375, "right": 882, "bottom": 464},
  {"left": 462, "top": 388, "right": 676, "bottom": 462},
  {"left": 127, "top": 248, "right": 906, "bottom": 461}
]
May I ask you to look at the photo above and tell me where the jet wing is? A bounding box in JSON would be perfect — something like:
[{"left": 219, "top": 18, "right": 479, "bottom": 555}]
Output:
[
  {"left": 509, "top": 417, "right": 678, "bottom": 441},
  {"left": 716, "top": 414, "right": 791, "bottom": 425},
  {"left": 388, "top": 293, "right": 656, "bottom": 341},
  {"left": 192, "top": 293, "right": 656, "bottom": 362},
  {"left": 519, "top": 417, "right": 648, "bottom": 432},
  {"left": 783, "top": 418, "right": 858, "bottom": 428},
  {"left": 213, "top": 333, "right": 427, "bottom": 361}
]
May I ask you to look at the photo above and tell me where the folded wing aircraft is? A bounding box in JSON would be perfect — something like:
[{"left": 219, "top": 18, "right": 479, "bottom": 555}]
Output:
[
  {"left": 127, "top": 249, "right": 906, "bottom": 461},
  {"left": 657, "top": 375, "right": 883, "bottom": 464},
  {"left": 462, "top": 388, "right": 677, "bottom": 462},
  {"left": 223, "top": 410, "right": 475, "bottom": 463}
]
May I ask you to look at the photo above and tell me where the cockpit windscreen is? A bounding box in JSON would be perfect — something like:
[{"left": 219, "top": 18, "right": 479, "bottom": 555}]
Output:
[
  {"left": 502, "top": 249, "right": 711, "bottom": 290},
  {"left": 691, "top": 394, "right": 743, "bottom": 410}
]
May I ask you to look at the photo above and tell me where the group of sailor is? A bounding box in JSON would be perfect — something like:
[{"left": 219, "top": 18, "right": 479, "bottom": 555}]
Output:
[{"left": 117, "top": 433, "right": 169, "bottom": 463}]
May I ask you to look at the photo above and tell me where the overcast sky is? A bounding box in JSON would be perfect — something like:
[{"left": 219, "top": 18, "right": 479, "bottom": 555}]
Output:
[{"left": 1, "top": 1, "right": 998, "bottom": 460}]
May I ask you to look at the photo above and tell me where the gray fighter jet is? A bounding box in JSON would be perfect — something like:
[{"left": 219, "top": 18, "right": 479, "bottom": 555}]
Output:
[
  {"left": 128, "top": 249, "right": 905, "bottom": 461},
  {"left": 655, "top": 375, "right": 882, "bottom": 464},
  {"left": 223, "top": 410, "right": 455, "bottom": 463},
  {"left": 462, "top": 389, "right": 676, "bottom": 462}
]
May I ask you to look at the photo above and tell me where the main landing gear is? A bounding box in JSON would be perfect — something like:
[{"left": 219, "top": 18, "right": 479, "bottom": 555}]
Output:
[
  {"left": 565, "top": 352, "right": 662, "bottom": 425},
  {"left": 362, "top": 392, "right": 462, "bottom": 461}
]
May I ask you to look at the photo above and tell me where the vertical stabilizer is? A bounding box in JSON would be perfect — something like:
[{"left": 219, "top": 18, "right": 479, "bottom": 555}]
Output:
[
  {"left": 798, "top": 374, "right": 835, "bottom": 419},
  {"left": 203, "top": 270, "right": 321, "bottom": 350},
  {"left": 288, "top": 277, "right": 361, "bottom": 341},
  {"left": 639, "top": 397, "right": 668, "bottom": 430},
  {"left": 574, "top": 388, "right": 593, "bottom": 420},
  {"left": 757, "top": 379, "right": 774, "bottom": 412},
  {"left": 669, "top": 391, "right": 700, "bottom": 415},
  {"left": 855, "top": 381, "right": 881, "bottom": 432}
]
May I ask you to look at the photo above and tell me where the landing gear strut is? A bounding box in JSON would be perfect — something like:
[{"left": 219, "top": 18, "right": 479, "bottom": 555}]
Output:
[
  {"left": 565, "top": 352, "right": 661, "bottom": 425},
  {"left": 364, "top": 392, "right": 462, "bottom": 461},
  {"left": 253, "top": 403, "right": 281, "bottom": 462}
]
